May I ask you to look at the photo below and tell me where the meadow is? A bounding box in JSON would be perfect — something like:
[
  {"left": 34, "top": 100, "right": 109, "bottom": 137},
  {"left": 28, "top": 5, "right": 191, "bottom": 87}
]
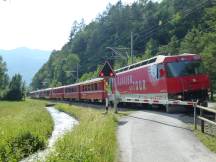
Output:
[
  {"left": 0, "top": 99, "right": 53, "bottom": 161},
  {"left": 46, "top": 104, "right": 118, "bottom": 162},
  {"left": 194, "top": 128, "right": 216, "bottom": 153}
]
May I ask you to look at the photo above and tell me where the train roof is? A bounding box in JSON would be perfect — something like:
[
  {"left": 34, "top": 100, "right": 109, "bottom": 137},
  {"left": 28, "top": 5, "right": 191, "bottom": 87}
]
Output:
[
  {"left": 115, "top": 53, "right": 199, "bottom": 74},
  {"left": 30, "top": 87, "right": 52, "bottom": 93},
  {"left": 31, "top": 78, "right": 104, "bottom": 93},
  {"left": 79, "top": 77, "right": 104, "bottom": 85}
]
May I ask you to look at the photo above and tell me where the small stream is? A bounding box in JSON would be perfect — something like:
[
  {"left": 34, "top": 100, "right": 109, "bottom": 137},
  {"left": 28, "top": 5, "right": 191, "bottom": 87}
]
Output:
[{"left": 21, "top": 107, "right": 78, "bottom": 162}]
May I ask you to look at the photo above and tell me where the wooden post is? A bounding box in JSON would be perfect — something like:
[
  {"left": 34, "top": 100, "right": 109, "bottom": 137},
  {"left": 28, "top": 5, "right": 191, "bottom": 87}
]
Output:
[
  {"left": 215, "top": 113, "right": 216, "bottom": 122},
  {"left": 105, "top": 97, "right": 109, "bottom": 113},
  {"left": 194, "top": 104, "right": 197, "bottom": 130},
  {"left": 200, "top": 109, "right": 205, "bottom": 133},
  {"left": 114, "top": 98, "right": 118, "bottom": 113},
  {"left": 114, "top": 77, "right": 118, "bottom": 114}
]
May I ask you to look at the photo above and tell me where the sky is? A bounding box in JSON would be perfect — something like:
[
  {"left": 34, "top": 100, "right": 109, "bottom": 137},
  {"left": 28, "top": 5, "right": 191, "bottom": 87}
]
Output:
[{"left": 0, "top": 0, "right": 137, "bottom": 51}]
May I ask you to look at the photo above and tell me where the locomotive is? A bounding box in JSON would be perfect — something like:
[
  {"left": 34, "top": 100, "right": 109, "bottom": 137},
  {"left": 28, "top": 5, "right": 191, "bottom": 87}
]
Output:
[{"left": 30, "top": 53, "right": 210, "bottom": 112}]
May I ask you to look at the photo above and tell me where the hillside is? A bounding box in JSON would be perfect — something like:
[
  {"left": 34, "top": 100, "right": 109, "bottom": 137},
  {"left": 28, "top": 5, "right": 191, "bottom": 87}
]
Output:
[
  {"left": 0, "top": 47, "right": 51, "bottom": 85},
  {"left": 31, "top": 0, "right": 216, "bottom": 92}
]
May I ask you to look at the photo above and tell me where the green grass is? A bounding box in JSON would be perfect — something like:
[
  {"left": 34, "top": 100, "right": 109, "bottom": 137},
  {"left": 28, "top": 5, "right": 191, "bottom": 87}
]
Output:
[
  {"left": 0, "top": 99, "right": 53, "bottom": 161},
  {"left": 194, "top": 129, "right": 216, "bottom": 153},
  {"left": 46, "top": 104, "right": 118, "bottom": 162}
]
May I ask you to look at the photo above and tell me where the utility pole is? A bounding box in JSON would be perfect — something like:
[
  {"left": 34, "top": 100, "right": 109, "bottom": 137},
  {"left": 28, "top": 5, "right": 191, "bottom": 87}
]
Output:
[
  {"left": 66, "top": 63, "right": 79, "bottom": 82},
  {"left": 76, "top": 63, "right": 79, "bottom": 81},
  {"left": 131, "top": 32, "right": 134, "bottom": 64}
]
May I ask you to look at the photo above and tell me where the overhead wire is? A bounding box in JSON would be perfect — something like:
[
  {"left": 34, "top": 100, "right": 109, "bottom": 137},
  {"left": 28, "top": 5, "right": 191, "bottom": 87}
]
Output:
[{"left": 134, "top": 0, "right": 210, "bottom": 45}]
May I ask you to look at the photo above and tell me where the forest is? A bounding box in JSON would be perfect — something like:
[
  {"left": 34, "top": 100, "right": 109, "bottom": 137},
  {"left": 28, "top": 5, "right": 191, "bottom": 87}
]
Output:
[{"left": 31, "top": 0, "right": 216, "bottom": 95}]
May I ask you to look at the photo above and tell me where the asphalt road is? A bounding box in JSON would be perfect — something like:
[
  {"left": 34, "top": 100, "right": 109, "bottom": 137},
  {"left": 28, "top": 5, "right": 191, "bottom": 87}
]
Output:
[{"left": 118, "top": 111, "right": 216, "bottom": 162}]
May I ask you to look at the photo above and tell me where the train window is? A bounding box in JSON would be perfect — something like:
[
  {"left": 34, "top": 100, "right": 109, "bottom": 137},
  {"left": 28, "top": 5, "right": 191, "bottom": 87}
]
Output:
[
  {"left": 166, "top": 61, "right": 204, "bottom": 77},
  {"left": 66, "top": 88, "right": 70, "bottom": 93},
  {"left": 148, "top": 58, "right": 156, "bottom": 64},
  {"left": 157, "top": 64, "right": 166, "bottom": 79},
  {"left": 128, "top": 65, "right": 134, "bottom": 70},
  {"left": 141, "top": 61, "right": 148, "bottom": 66}
]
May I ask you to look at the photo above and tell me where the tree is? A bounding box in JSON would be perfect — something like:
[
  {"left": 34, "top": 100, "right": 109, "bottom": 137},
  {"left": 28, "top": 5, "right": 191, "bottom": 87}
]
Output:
[
  {"left": 200, "top": 33, "right": 216, "bottom": 100},
  {"left": 0, "top": 56, "right": 9, "bottom": 99},
  {"left": 6, "top": 74, "right": 25, "bottom": 101},
  {"left": 168, "top": 35, "right": 180, "bottom": 55},
  {"left": 143, "top": 38, "right": 158, "bottom": 59},
  {"left": 179, "top": 27, "right": 203, "bottom": 54},
  {"left": 158, "top": 35, "right": 180, "bottom": 55}
]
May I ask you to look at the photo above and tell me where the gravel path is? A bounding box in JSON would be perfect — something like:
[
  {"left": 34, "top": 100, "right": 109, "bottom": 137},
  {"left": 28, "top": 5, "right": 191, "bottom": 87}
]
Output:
[{"left": 118, "top": 110, "right": 216, "bottom": 162}]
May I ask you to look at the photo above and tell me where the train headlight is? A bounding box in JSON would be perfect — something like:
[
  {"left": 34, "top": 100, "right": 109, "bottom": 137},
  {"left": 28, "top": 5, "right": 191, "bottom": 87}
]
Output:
[{"left": 177, "top": 95, "right": 182, "bottom": 100}]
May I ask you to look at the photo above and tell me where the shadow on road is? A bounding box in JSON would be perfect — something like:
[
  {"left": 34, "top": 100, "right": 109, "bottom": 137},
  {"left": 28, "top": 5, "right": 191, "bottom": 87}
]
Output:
[
  {"left": 49, "top": 100, "right": 195, "bottom": 128},
  {"left": 126, "top": 114, "right": 192, "bottom": 131}
]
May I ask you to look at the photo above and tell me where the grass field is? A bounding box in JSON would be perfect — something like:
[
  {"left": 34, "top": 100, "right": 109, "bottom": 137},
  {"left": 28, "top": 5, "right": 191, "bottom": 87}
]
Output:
[
  {"left": 194, "top": 125, "right": 216, "bottom": 153},
  {"left": 0, "top": 99, "right": 53, "bottom": 161},
  {"left": 194, "top": 128, "right": 216, "bottom": 153},
  {"left": 46, "top": 104, "right": 118, "bottom": 162}
]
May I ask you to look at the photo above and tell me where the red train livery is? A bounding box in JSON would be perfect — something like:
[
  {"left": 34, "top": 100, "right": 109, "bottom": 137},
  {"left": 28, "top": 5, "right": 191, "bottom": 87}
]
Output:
[
  {"left": 30, "top": 78, "right": 106, "bottom": 102},
  {"left": 30, "top": 53, "right": 210, "bottom": 112},
  {"left": 110, "top": 53, "right": 210, "bottom": 111}
]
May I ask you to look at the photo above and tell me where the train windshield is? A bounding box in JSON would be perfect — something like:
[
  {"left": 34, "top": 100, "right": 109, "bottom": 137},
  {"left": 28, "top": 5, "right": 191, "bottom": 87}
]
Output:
[{"left": 166, "top": 61, "right": 204, "bottom": 77}]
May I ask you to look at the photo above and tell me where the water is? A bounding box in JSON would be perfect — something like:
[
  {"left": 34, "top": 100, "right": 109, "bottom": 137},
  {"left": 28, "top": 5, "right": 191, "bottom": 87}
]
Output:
[{"left": 20, "top": 107, "right": 78, "bottom": 162}]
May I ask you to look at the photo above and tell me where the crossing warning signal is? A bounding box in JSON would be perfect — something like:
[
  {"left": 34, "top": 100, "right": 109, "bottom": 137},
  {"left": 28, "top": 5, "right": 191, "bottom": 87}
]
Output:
[{"left": 98, "top": 61, "right": 116, "bottom": 78}]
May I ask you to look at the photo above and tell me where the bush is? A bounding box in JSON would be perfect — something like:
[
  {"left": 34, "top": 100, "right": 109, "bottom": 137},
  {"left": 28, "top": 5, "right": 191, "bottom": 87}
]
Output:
[{"left": 0, "top": 132, "right": 45, "bottom": 161}]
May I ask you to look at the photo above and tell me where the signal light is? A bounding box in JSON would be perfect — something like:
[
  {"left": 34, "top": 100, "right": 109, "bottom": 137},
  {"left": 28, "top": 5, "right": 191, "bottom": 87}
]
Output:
[
  {"left": 98, "top": 61, "right": 115, "bottom": 78},
  {"left": 99, "top": 72, "right": 104, "bottom": 77}
]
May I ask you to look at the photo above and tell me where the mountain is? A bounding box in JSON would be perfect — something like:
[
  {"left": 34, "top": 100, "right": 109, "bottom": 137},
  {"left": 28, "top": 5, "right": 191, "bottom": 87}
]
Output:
[{"left": 0, "top": 47, "right": 51, "bottom": 85}]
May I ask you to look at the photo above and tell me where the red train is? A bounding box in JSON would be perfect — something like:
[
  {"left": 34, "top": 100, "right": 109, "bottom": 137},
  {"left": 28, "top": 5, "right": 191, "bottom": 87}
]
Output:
[
  {"left": 30, "top": 53, "right": 210, "bottom": 112},
  {"left": 30, "top": 78, "right": 106, "bottom": 102}
]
